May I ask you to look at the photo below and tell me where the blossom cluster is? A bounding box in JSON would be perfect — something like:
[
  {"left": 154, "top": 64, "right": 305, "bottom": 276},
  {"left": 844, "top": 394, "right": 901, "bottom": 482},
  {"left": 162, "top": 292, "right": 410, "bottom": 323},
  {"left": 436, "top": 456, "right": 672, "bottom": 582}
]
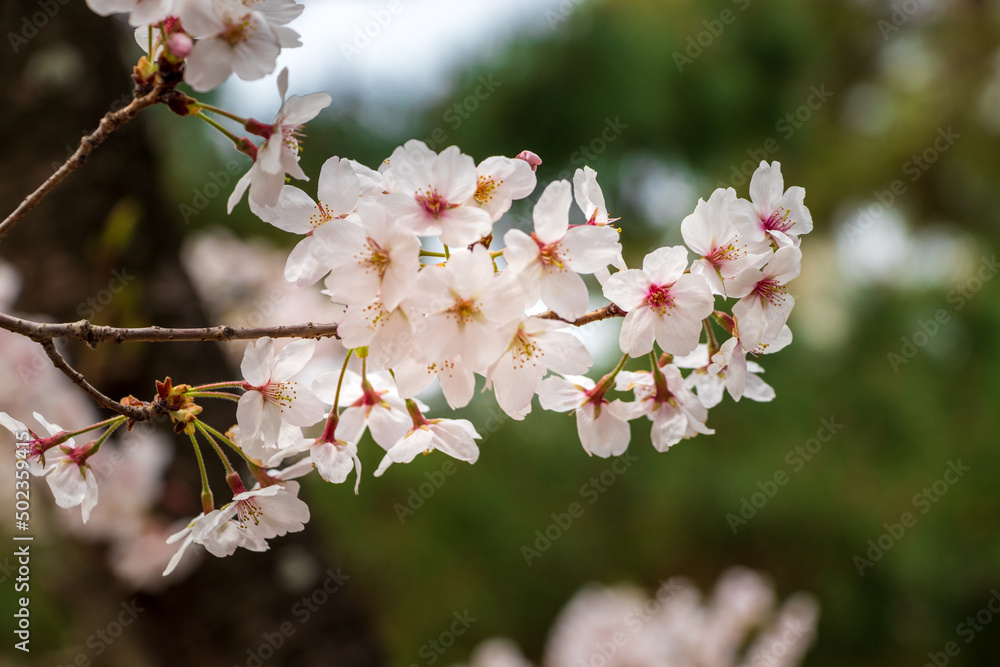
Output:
[
  {"left": 0, "top": 2, "right": 812, "bottom": 573},
  {"left": 86, "top": 0, "right": 304, "bottom": 93}
]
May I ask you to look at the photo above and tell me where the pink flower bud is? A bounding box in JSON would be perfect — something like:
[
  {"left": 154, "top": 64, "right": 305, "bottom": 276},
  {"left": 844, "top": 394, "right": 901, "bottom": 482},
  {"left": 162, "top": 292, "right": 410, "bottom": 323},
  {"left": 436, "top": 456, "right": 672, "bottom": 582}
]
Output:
[
  {"left": 515, "top": 150, "right": 542, "bottom": 171},
  {"left": 167, "top": 33, "right": 194, "bottom": 59}
]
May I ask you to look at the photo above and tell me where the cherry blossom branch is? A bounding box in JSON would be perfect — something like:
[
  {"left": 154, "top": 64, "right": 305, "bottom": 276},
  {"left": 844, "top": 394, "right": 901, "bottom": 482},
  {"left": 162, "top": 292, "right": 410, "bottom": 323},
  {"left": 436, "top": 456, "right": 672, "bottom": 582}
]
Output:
[
  {"left": 39, "top": 339, "right": 150, "bottom": 421},
  {"left": 0, "top": 312, "right": 340, "bottom": 346},
  {"left": 537, "top": 303, "right": 626, "bottom": 326},
  {"left": 0, "top": 80, "right": 169, "bottom": 242}
]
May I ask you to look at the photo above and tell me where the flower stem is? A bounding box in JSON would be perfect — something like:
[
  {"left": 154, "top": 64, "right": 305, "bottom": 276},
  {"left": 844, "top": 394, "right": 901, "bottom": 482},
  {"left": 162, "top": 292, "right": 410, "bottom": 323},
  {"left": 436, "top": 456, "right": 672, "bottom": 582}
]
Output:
[
  {"left": 195, "top": 102, "right": 249, "bottom": 125},
  {"left": 63, "top": 416, "right": 126, "bottom": 441},
  {"left": 320, "top": 350, "right": 354, "bottom": 443},
  {"left": 195, "top": 421, "right": 235, "bottom": 476},
  {"left": 188, "top": 431, "right": 214, "bottom": 514},
  {"left": 703, "top": 318, "right": 720, "bottom": 359},
  {"left": 186, "top": 391, "right": 241, "bottom": 402},
  {"left": 196, "top": 112, "right": 251, "bottom": 150},
  {"left": 197, "top": 422, "right": 255, "bottom": 466},
  {"left": 189, "top": 380, "right": 245, "bottom": 392}
]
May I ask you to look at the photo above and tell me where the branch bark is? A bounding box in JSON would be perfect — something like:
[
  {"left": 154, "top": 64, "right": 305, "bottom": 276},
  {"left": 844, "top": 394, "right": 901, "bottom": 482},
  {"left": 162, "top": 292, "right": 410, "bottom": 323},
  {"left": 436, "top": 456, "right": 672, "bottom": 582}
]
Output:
[{"left": 0, "top": 80, "right": 167, "bottom": 241}]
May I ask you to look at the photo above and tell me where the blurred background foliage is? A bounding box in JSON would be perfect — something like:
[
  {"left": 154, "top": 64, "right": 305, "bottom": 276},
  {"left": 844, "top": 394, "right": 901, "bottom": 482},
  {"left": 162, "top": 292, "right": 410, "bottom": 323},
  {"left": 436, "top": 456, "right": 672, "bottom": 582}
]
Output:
[{"left": 3, "top": 0, "right": 1000, "bottom": 665}]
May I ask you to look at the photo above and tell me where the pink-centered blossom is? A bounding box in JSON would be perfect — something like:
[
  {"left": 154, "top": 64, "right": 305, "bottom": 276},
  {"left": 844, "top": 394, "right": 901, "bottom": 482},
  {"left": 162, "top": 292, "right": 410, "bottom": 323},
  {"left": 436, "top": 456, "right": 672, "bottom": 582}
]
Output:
[
  {"left": 615, "top": 366, "right": 713, "bottom": 451},
  {"left": 487, "top": 317, "right": 593, "bottom": 420},
  {"left": 315, "top": 200, "right": 420, "bottom": 310},
  {"left": 228, "top": 68, "right": 332, "bottom": 211},
  {"left": 237, "top": 337, "right": 325, "bottom": 446},
  {"left": 681, "top": 187, "right": 768, "bottom": 295},
  {"left": 725, "top": 246, "right": 801, "bottom": 350},
  {"left": 467, "top": 155, "right": 537, "bottom": 222},
  {"left": 383, "top": 142, "right": 493, "bottom": 246},
  {"left": 603, "top": 246, "right": 714, "bottom": 357},
  {"left": 503, "top": 180, "right": 621, "bottom": 320},
  {"left": 731, "top": 161, "right": 813, "bottom": 248},
  {"left": 537, "top": 375, "right": 632, "bottom": 458}
]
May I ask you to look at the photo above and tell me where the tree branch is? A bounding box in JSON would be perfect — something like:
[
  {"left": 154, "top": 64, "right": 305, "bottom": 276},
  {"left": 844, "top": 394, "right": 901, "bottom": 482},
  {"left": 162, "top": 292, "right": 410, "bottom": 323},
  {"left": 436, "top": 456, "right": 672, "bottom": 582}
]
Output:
[
  {"left": 39, "top": 339, "right": 150, "bottom": 421},
  {"left": 537, "top": 303, "right": 626, "bottom": 326},
  {"left": 0, "top": 312, "right": 340, "bottom": 346},
  {"left": 0, "top": 80, "right": 168, "bottom": 241}
]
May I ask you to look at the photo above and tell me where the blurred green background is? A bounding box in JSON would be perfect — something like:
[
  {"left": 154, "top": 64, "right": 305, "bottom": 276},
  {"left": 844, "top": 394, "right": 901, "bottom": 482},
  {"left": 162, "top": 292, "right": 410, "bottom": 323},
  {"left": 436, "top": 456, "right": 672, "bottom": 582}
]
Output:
[{"left": 3, "top": 0, "right": 1000, "bottom": 665}]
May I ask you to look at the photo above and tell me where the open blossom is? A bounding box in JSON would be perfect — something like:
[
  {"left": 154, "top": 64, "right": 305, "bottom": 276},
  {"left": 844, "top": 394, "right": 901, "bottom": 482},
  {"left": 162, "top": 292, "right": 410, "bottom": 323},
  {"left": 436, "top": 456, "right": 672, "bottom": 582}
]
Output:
[
  {"left": 615, "top": 366, "right": 713, "bottom": 451},
  {"left": 488, "top": 318, "right": 593, "bottom": 420},
  {"left": 314, "top": 371, "right": 412, "bottom": 448},
  {"left": 725, "top": 246, "right": 801, "bottom": 350},
  {"left": 383, "top": 142, "right": 493, "bottom": 246},
  {"left": 237, "top": 337, "right": 325, "bottom": 446},
  {"left": 45, "top": 443, "right": 101, "bottom": 523},
  {"left": 331, "top": 295, "right": 414, "bottom": 370},
  {"left": 603, "top": 246, "right": 714, "bottom": 357},
  {"left": 255, "top": 157, "right": 364, "bottom": 286},
  {"left": 315, "top": 200, "right": 421, "bottom": 309},
  {"left": 374, "top": 414, "right": 481, "bottom": 477},
  {"left": 467, "top": 155, "right": 537, "bottom": 222},
  {"left": 537, "top": 375, "right": 632, "bottom": 458},
  {"left": 408, "top": 246, "right": 527, "bottom": 373},
  {"left": 697, "top": 325, "right": 791, "bottom": 403},
  {"left": 0, "top": 412, "right": 70, "bottom": 475},
  {"left": 681, "top": 187, "right": 767, "bottom": 295},
  {"left": 573, "top": 166, "right": 616, "bottom": 227},
  {"left": 503, "top": 180, "right": 622, "bottom": 320},
  {"left": 731, "top": 161, "right": 813, "bottom": 248},
  {"left": 393, "top": 354, "right": 479, "bottom": 410},
  {"left": 229, "top": 68, "right": 332, "bottom": 211},
  {"left": 87, "top": 0, "right": 175, "bottom": 26},
  {"left": 182, "top": 0, "right": 282, "bottom": 91}
]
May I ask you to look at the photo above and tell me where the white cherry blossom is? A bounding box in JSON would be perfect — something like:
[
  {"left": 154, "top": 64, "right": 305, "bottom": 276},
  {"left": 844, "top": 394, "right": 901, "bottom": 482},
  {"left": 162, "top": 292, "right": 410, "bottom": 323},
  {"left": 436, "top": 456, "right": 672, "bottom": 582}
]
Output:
[
  {"left": 615, "top": 366, "right": 713, "bottom": 451},
  {"left": 315, "top": 200, "right": 420, "bottom": 309},
  {"left": 237, "top": 337, "right": 325, "bottom": 446},
  {"left": 407, "top": 246, "right": 526, "bottom": 373},
  {"left": 537, "top": 375, "right": 632, "bottom": 458},
  {"left": 383, "top": 142, "right": 493, "bottom": 246},
  {"left": 731, "top": 161, "right": 813, "bottom": 248},
  {"left": 228, "top": 69, "right": 332, "bottom": 211},
  {"left": 374, "top": 413, "right": 481, "bottom": 477},
  {"left": 603, "top": 246, "right": 714, "bottom": 357},
  {"left": 487, "top": 317, "right": 593, "bottom": 420},
  {"left": 725, "top": 246, "right": 801, "bottom": 350},
  {"left": 503, "top": 180, "right": 621, "bottom": 320},
  {"left": 681, "top": 187, "right": 768, "bottom": 295},
  {"left": 467, "top": 155, "right": 537, "bottom": 222}
]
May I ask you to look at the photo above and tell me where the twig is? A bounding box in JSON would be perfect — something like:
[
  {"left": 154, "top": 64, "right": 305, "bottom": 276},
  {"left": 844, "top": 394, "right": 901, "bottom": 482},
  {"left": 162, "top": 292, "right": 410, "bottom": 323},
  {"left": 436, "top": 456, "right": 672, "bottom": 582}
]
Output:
[
  {"left": 39, "top": 339, "right": 149, "bottom": 421},
  {"left": 537, "top": 303, "right": 626, "bottom": 326},
  {"left": 0, "top": 313, "right": 340, "bottom": 346},
  {"left": 0, "top": 81, "right": 167, "bottom": 241}
]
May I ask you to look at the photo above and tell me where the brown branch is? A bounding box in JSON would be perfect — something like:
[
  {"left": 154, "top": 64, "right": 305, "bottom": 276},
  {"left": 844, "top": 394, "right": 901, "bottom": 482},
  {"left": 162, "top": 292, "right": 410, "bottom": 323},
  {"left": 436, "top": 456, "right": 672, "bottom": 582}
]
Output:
[
  {"left": 537, "top": 303, "right": 626, "bottom": 326},
  {"left": 0, "top": 80, "right": 168, "bottom": 241},
  {"left": 0, "top": 312, "right": 340, "bottom": 346},
  {"left": 40, "top": 339, "right": 150, "bottom": 421}
]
